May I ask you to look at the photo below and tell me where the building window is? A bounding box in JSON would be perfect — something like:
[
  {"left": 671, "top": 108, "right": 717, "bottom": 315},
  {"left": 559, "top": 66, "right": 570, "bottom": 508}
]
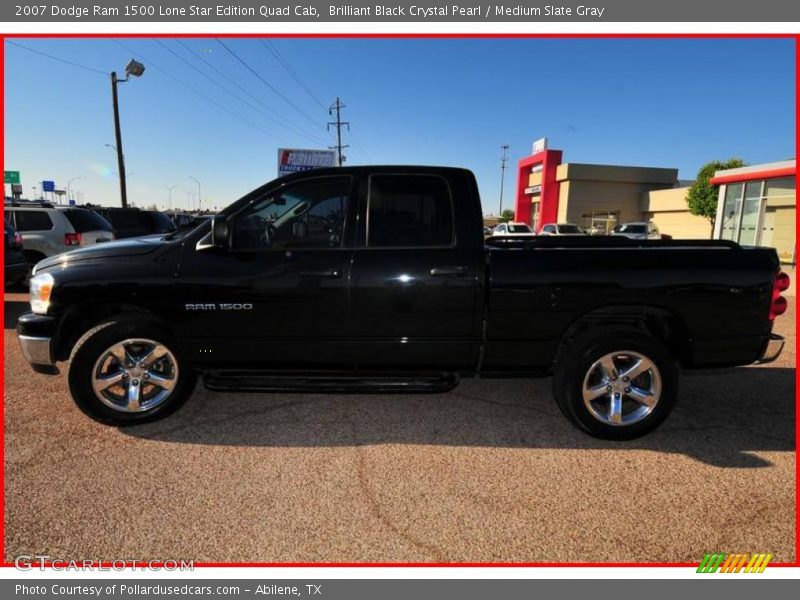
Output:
[
  {"left": 718, "top": 175, "right": 795, "bottom": 263},
  {"left": 738, "top": 181, "right": 762, "bottom": 246},
  {"left": 720, "top": 183, "right": 743, "bottom": 241}
]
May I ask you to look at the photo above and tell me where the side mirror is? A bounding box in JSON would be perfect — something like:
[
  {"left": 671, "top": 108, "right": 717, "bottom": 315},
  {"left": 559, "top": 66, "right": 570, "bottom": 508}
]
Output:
[{"left": 211, "top": 216, "right": 230, "bottom": 248}]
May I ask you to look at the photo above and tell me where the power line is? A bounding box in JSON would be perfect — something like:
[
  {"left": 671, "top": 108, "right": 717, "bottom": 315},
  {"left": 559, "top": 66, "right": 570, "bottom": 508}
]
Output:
[
  {"left": 348, "top": 131, "right": 372, "bottom": 162},
  {"left": 327, "top": 98, "right": 350, "bottom": 167},
  {"left": 259, "top": 40, "right": 370, "bottom": 160},
  {"left": 112, "top": 39, "right": 277, "bottom": 140},
  {"left": 259, "top": 39, "right": 328, "bottom": 112},
  {"left": 172, "top": 39, "right": 329, "bottom": 146},
  {"left": 6, "top": 40, "right": 107, "bottom": 75},
  {"left": 216, "top": 38, "right": 323, "bottom": 130}
]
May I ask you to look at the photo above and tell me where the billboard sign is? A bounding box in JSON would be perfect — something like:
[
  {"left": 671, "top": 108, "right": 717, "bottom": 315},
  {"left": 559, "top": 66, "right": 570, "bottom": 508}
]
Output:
[
  {"left": 42, "top": 180, "right": 55, "bottom": 192},
  {"left": 4, "top": 170, "right": 20, "bottom": 184},
  {"left": 532, "top": 137, "right": 548, "bottom": 155},
  {"left": 278, "top": 148, "right": 337, "bottom": 175}
]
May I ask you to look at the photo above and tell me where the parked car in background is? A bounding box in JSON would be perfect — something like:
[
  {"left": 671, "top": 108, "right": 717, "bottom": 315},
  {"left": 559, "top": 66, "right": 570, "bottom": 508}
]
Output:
[
  {"left": 540, "top": 223, "right": 586, "bottom": 236},
  {"left": 89, "top": 206, "right": 176, "bottom": 239},
  {"left": 613, "top": 222, "right": 661, "bottom": 240},
  {"left": 4, "top": 218, "right": 27, "bottom": 288},
  {"left": 4, "top": 201, "right": 115, "bottom": 271},
  {"left": 492, "top": 222, "right": 536, "bottom": 237}
]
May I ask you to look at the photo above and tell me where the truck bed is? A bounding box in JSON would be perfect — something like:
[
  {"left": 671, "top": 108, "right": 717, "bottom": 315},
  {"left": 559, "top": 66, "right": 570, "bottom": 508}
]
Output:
[{"left": 482, "top": 236, "right": 778, "bottom": 372}]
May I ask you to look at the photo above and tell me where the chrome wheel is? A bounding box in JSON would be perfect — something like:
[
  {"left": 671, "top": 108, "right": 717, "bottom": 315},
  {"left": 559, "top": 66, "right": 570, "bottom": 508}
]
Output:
[
  {"left": 91, "top": 338, "right": 179, "bottom": 413},
  {"left": 581, "top": 350, "right": 661, "bottom": 426}
]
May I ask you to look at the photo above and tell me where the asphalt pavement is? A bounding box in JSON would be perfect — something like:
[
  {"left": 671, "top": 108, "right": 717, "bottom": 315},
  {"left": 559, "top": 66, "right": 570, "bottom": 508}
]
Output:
[{"left": 3, "top": 285, "right": 795, "bottom": 563}]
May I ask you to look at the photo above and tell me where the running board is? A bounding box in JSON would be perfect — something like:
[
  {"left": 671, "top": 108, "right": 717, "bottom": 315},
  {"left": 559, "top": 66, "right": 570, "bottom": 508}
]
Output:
[{"left": 202, "top": 370, "right": 460, "bottom": 394}]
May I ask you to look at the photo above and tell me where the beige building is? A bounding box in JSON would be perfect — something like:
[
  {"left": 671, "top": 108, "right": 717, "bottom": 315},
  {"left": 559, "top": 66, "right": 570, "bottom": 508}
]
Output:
[
  {"left": 553, "top": 163, "right": 679, "bottom": 234},
  {"left": 642, "top": 187, "right": 713, "bottom": 239}
]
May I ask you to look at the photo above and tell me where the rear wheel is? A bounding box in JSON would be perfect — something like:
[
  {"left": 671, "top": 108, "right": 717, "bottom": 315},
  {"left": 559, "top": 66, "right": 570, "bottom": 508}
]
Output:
[
  {"left": 553, "top": 330, "right": 678, "bottom": 440},
  {"left": 68, "top": 316, "right": 196, "bottom": 425}
]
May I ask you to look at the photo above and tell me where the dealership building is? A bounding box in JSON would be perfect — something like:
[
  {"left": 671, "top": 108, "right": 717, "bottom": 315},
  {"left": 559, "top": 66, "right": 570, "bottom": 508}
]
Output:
[
  {"left": 513, "top": 142, "right": 795, "bottom": 262},
  {"left": 711, "top": 160, "right": 796, "bottom": 264}
]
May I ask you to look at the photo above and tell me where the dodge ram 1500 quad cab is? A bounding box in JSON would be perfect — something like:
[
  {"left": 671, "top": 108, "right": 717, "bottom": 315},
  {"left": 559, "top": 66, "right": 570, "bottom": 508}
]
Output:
[{"left": 17, "top": 166, "right": 789, "bottom": 439}]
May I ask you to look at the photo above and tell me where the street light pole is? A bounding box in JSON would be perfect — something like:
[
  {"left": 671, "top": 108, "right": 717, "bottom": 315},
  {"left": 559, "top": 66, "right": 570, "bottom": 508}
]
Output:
[
  {"left": 189, "top": 176, "right": 201, "bottom": 212},
  {"left": 66, "top": 176, "right": 81, "bottom": 204},
  {"left": 109, "top": 59, "right": 145, "bottom": 209},
  {"left": 110, "top": 71, "right": 129, "bottom": 209},
  {"left": 499, "top": 144, "right": 509, "bottom": 216},
  {"left": 163, "top": 185, "right": 177, "bottom": 211}
]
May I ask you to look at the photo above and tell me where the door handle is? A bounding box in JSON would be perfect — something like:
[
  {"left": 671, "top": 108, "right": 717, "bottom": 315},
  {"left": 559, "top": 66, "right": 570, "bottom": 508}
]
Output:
[
  {"left": 301, "top": 268, "right": 342, "bottom": 279},
  {"left": 430, "top": 266, "right": 468, "bottom": 277}
]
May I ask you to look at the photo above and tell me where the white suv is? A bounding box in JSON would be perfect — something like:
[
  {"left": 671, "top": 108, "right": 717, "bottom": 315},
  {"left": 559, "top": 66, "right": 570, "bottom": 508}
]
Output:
[{"left": 4, "top": 202, "right": 115, "bottom": 271}]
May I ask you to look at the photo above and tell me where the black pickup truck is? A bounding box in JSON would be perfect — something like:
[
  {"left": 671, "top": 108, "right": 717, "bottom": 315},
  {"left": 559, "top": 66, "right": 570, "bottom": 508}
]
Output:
[{"left": 17, "top": 166, "right": 789, "bottom": 439}]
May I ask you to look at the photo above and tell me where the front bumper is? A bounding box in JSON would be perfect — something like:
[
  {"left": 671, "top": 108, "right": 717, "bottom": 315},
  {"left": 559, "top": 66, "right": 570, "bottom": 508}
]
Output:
[
  {"left": 18, "top": 334, "right": 54, "bottom": 366},
  {"left": 17, "top": 312, "right": 58, "bottom": 368},
  {"left": 755, "top": 334, "right": 785, "bottom": 364}
]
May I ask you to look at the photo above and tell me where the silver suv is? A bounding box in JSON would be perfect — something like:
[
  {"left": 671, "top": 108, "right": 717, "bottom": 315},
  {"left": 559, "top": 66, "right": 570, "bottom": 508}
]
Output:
[{"left": 4, "top": 202, "right": 115, "bottom": 270}]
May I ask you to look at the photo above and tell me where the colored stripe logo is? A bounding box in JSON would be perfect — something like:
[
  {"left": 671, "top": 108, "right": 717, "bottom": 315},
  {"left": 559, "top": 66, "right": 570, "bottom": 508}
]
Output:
[{"left": 697, "top": 553, "right": 772, "bottom": 573}]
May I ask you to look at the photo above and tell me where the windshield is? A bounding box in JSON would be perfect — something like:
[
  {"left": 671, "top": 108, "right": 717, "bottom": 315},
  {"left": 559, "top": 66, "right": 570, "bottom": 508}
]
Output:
[
  {"left": 557, "top": 224, "right": 581, "bottom": 234},
  {"left": 507, "top": 224, "right": 532, "bottom": 233},
  {"left": 618, "top": 224, "right": 646, "bottom": 234}
]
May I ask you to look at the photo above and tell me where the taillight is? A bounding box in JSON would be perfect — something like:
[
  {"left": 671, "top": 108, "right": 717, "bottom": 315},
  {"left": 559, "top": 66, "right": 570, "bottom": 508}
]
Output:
[
  {"left": 13, "top": 232, "right": 23, "bottom": 247},
  {"left": 769, "top": 270, "right": 790, "bottom": 320},
  {"left": 64, "top": 232, "right": 82, "bottom": 246}
]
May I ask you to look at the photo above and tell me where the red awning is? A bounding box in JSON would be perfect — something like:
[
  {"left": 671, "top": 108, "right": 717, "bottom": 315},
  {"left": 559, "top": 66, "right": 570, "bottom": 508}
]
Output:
[{"left": 710, "top": 166, "right": 796, "bottom": 185}]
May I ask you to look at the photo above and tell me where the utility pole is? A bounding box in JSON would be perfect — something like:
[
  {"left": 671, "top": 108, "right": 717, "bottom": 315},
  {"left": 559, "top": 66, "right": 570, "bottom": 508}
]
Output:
[
  {"left": 327, "top": 97, "right": 350, "bottom": 167},
  {"left": 499, "top": 144, "right": 510, "bottom": 216}
]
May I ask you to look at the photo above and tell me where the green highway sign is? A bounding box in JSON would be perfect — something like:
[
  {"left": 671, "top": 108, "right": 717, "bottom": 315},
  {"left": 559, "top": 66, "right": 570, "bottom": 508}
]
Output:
[{"left": 4, "top": 170, "right": 20, "bottom": 184}]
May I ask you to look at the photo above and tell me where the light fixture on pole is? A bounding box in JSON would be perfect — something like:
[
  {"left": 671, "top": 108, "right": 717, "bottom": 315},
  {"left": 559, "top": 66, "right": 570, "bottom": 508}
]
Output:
[{"left": 110, "top": 59, "right": 145, "bottom": 208}]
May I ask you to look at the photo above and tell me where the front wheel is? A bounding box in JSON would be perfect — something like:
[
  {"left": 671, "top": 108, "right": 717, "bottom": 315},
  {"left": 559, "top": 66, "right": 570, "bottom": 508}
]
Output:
[
  {"left": 553, "top": 330, "right": 678, "bottom": 440},
  {"left": 68, "top": 316, "right": 196, "bottom": 425}
]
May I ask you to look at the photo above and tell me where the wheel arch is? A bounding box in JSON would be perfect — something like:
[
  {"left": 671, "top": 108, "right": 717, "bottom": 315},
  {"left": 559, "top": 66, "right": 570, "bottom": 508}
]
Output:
[
  {"left": 555, "top": 304, "right": 692, "bottom": 368},
  {"left": 53, "top": 301, "right": 173, "bottom": 362}
]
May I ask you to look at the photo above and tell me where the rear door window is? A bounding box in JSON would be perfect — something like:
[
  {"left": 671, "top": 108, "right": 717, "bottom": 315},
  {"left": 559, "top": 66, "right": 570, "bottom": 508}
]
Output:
[
  {"left": 111, "top": 210, "right": 152, "bottom": 231},
  {"left": 13, "top": 210, "right": 54, "bottom": 231},
  {"left": 62, "top": 209, "right": 114, "bottom": 233},
  {"left": 367, "top": 175, "right": 454, "bottom": 247}
]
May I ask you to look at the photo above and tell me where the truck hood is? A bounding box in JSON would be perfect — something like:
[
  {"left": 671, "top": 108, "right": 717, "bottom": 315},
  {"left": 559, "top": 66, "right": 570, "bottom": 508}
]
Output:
[{"left": 34, "top": 235, "right": 167, "bottom": 272}]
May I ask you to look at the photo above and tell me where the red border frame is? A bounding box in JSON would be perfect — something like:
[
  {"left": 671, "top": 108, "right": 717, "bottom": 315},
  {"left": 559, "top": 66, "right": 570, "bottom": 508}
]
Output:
[{"left": 0, "top": 31, "right": 797, "bottom": 570}]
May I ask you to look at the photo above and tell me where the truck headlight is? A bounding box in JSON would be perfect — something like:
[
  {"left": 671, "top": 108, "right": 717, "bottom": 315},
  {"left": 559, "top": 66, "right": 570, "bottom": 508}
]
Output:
[{"left": 30, "top": 273, "right": 55, "bottom": 315}]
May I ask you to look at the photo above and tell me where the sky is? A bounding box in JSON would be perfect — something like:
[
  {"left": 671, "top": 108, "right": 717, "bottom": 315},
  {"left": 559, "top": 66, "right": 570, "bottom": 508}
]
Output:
[{"left": 3, "top": 37, "right": 796, "bottom": 215}]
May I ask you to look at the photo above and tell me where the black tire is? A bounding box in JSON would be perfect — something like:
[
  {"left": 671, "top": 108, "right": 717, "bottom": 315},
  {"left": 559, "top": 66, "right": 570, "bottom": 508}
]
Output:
[
  {"left": 68, "top": 315, "right": 196, "bottom": 426},
  {"left": 553, "top": 329, "right": 678, "bottom": 440}
]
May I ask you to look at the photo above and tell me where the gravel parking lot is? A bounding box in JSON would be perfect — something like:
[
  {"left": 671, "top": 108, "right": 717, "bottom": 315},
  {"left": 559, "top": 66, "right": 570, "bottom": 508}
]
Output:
[{"left": 3, "top": 279, "right": 795, "bottom": 564}]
